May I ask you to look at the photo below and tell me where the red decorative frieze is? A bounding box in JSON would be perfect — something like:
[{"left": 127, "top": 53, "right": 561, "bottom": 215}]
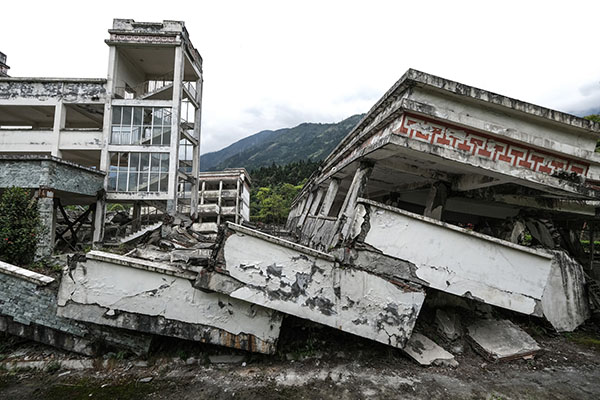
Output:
[{"left": 395, "top": 114, "right": 589, "bottom": 178}]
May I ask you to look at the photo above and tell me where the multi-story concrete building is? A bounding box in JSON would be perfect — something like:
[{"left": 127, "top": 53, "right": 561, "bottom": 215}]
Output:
[
  {"left": 193, "top": 168, "right": 251, "bottom": 234},
  {"left": 0, "top": 19, "right": 203, "bottom": 248}
]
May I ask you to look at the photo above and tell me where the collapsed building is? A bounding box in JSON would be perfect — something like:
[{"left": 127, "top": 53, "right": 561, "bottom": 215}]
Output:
[{"left": 1, "top": 20, "right": 600, "bottom": 366}]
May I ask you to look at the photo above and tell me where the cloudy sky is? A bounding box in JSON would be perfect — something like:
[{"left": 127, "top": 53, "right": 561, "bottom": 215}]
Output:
[{"left": 2, "top": 1, "right": 599, "bottom": 153}]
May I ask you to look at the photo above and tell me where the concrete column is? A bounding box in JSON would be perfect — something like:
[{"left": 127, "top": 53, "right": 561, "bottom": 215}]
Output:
[
  {"left": 424, "top": 182, "right": 448, "bottom": 221},
  {"left": 309, "top": 188, "right": 325, "bottom": 216},
  {"left": 217, "top": 180, "right": 223, "bottom": 225},
  {"left": 167, "top": 44, "right": 185, "bottom": 215},
  {"left": 92, "top": 196, "right": 106, "bottom": 246},
  {"left": 132, "top": 202, "right": 142, "bottom": 231},
  {"left": 35, "top": 190, "right": 56, "bottom": 260},
  {"left": 52, "top": 101, "right": 66, "bottom": 157},
  {"left": 296, "top": 191, "right": 315, "bottom": 229},
  {"left": 331, "top": 161, "right": 373, "bottom": 246},
  {"left": 319, "top": 178, "right": 340, "bottom": 217}
]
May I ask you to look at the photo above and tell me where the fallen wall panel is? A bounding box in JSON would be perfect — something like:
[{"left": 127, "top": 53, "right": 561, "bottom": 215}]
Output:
[
  {"left": 57, "top": 251, "right": 283, "bottom": 354},
  {"left": 213, "top": 223, "right": 426, "bottom": 349}
]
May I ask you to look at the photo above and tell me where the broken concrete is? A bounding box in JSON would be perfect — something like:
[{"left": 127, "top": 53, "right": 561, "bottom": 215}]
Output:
[
  {"left": 435, "top": 309, "right": 461, "bottom": 341},
  {"left": 403, "top": 332, "right": 458, "bottom": 367},
  {"left": 57, "top": 251, "right": 283, "bottom": 354},
  {"left": 212, "top": 223, "right": 425, "bottom": 349},
  {"left": 467, "top": 319, "right": 541, "bottom": 361}
]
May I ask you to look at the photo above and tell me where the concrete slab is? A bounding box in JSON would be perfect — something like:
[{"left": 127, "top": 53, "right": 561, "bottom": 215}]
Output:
[
  {"left": 57, "top": 251, "right": 283, "bottom": 354},
  {"left": 403, "top": 332, "right": 458, "bottom": 367},
  {"left": 215, "top": 223, "right": 426, "bottom": 349},
  {"left": 466, "top": 319, "right": 541, "bottom": 361}
]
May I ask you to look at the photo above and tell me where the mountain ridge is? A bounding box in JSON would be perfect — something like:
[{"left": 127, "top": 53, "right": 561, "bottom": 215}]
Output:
[{"left": 200, "top": 114, "right": 364, "bottom": 171}]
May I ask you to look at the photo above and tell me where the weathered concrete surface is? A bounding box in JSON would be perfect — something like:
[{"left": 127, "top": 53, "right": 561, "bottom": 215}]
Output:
[
  {"left": 435, "top": 309, "right": 461, "bottom": 341},
  {"left": 350, "top": 200, "right": 551, "bottom": 312},
  {"left": 57, "top": 251, "right": 283, "bottom": 354},
  {"left": 467, "top": 319, "right": 541, "bottom": 361},
  {"left": 403, "top": 332, "right": 458, "bottom": 367},
  {"left": 540, "top": 250, "right": 590, "bottom": 331},
  {"left": 0, "top": 261, "right": 150, "bottom": 355},
  {"left": 216, "top": 223, "right": 426, "bottom": 349}
]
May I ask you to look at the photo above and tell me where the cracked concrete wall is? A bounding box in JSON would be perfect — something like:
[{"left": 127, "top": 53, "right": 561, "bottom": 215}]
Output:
[
  {"left": 350, "top": 200, "right": 589, "bottom": 331},
  {"left": 0, "top": 80, "right": 107, "bottom": 102},
  {"left": 220, "top": 226, "right": 425, "bottom": 348},
  {"left": 0, "top": 158, "right": 104, "bottom": 196},
  {"left": 57, "top": 252, "right": 283, "bottom": 354},
  {"left": 352, "top": 200, "right": 553, "bottom": 316},
  {"left": 0, "top": 264, "right": 150, "bottom": 355}
]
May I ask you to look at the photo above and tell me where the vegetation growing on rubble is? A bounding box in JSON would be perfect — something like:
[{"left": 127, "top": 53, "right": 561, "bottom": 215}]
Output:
[
  {"left": 249, "top": 160, "right": 320, "bottom": 224},
  {"left": 0, "top": 187, "right": 42, "bottom": 266}
]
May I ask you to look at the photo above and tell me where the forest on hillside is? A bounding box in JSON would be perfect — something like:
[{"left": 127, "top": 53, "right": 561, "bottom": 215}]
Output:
[{"left": 249, "top": 160, "right": 320, "bottom": 224}]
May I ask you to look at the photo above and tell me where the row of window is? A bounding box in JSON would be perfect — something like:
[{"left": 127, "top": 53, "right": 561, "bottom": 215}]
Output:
[
  {"left": 111, "top": 106, "right": 172, "bottom": 146},
  {"left": 108, "top": 152, "right": 170, "bottom": 192}
]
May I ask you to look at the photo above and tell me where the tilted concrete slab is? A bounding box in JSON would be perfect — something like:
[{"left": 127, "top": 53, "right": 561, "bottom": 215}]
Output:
[
  {"left": 347, "top": 199, "right": 589, "bottom": 331},
  {"left": 57, "top": 251, "right": 283, "bottom": 354},
  {"left": 403, "top": 332, "right": 458, "bottom": 367},
  {"left": 209, "top": 223, "right": 426, "bottom": 349},
  {"left": 466, "top": 319, "right": 541, "bottom": 361}
]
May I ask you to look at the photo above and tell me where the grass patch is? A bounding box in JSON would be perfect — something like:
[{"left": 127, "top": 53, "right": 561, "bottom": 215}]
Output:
[{"left": 565, "top": 332, "right": 600, "bottom": 351}]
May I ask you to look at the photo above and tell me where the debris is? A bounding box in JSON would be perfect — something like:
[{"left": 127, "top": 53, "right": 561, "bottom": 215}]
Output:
[
  {"left": 467, "top": 319, "right": 541, "bottom": 361},
  {"left": 139, "top": 377, "right": 153, "bottom": 383},
  {"left": 403, "top": 333, "right": 458, "bottom": 367},
  {"left": 435, "top": 309, "right": 461, "bottom": 341}
]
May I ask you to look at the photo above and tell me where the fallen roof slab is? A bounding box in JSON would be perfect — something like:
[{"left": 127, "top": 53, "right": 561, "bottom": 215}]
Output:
[
  {"left": 467, "top": 319, "right": 541, "bottom": 361},
  {"left": 210, "top": 223, "right": 426, "bottom": 349},
  {"left": 57, "top": 251, "right": 283, "bottom": 354}
]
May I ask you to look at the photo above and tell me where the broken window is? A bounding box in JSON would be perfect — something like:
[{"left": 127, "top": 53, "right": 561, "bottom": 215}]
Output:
[
  {"left": 111, "top": 106, "right": 171, "bottom": 145},
  {"left": 108, "top": 152, "right": 169, "bottom": 192}
]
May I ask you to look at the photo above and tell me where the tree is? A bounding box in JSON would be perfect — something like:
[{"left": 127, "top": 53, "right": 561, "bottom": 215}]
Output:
[
  {"left": 0, "top": 187, "right": 41, "bottom": 265},
  {"left": 584, "top": 114, "right": 600, "bottom": 123}
]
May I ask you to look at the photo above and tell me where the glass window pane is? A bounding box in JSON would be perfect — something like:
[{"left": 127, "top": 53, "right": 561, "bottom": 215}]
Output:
[
  {"left": 133, "top": 107, "right": 143, "bottom": 125},
  {"left": 131, "top": 126, "right": 141, "bottom": 144},
  {"left": 153, "top": 108, "right": 163, "bottom": 126},
  {"left": 151, "top": 127, "right": 162, "bottom": 145},
  {"left": 142, "top": 126, "right": 152, "bottom": 144},
  {"left": 111, "top": 106, "right": 122, "bottom": 125},
  {"left": 151, "top": 153, "right": 160, "bottom": 172},
  {"left": 122, "top": 107, "right": 132, "bottom": 126},
  {"left": 128, "top": 172, "right": 138, "bottom": 192},
  {"left": 159, "top": 174, "right": 169, "bottom": 192},
  {"left": 110, "top": 127, "right": 121, "bottom": 144},
  {"left": 160, "top": 153, "right": 170, "bottom": 172},
  {"left": 161, "top": 127, "right": 171, "bottom": 145},
  {"left": 130, "top": 153, "right": 140, "bottom": 172},
  {"left": 140, "top": 153, "right": 150, "bottom": 171},
  {"left": 163, "top": 109, "right": 172, "bottom": 124},
  {"left": 149, "top": 173, "right": 159, "bottom": 191},
  {"left": 139, "top": 171, "right": 149, "bottom": 192},
  {"left": 143, "top": 108, "right": 152, "bottom": 125}
]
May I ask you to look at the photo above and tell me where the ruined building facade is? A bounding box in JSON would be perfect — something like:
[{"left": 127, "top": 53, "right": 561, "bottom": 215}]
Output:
[{"left": 0, "top": 19, "right": 203, "bottom": 253}]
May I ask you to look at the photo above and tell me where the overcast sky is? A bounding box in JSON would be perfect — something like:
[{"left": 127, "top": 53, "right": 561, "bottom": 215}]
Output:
[{"left": 2, "top": 1, "right": 599, "bottom": 153}]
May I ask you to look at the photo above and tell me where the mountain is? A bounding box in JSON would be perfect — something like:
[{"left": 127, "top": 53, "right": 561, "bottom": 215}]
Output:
[{"left": 200, "top": 114, "right": 364, "bottom": 171}]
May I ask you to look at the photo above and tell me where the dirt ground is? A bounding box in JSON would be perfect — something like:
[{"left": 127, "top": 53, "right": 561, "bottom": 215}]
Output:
[{"left": 1, "top": 316, "right": 599, "bottom": 400}]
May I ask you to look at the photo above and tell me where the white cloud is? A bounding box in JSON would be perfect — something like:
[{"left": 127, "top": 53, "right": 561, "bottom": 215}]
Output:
[{"left": 3, "top": 0, "right": 599, "bottom": 153}]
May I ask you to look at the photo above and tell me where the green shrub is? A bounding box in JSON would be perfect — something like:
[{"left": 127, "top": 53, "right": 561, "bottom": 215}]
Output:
[{"left": 0, "top": 187, "right": 41, "bottom": 265}]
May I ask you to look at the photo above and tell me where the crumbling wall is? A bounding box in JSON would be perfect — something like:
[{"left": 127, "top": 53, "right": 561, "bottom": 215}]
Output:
[
  {"left": 0, "top": 261, "right": 150, "bottom": 355},
  {"left": 57, "top": 251, "right": 283, "bottom": 354}
]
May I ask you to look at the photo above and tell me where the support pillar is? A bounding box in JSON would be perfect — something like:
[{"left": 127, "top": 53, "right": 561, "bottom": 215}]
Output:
[
  {"left": 332, "top": 161, "right": 373, "bottom": 246},
  {"left": 52, "top": 101, "right": 66, "bottom": 158},
  {"left": 92, "top": 194, "right": 106, "bottom": 247},
  {"left": 319, "top": 178, "right": 340, "bottom": 217},
  {"left": 296, "top": 191, "right": 315, "bottom": 229},
  {"left": 217, "top": 180, "right": 223, "bottom": 225},
  {"left": 309, "top": 187, "right": 325, "bottom": 216},
  {"left": 35, "top": 189, "right": 56, "bottom": 260},
  {"left": 132, "top": 201, "right": 142, "bottom": 231},
  {"left": 424, "top": 182, "right": 448, "bottom": 221}
]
